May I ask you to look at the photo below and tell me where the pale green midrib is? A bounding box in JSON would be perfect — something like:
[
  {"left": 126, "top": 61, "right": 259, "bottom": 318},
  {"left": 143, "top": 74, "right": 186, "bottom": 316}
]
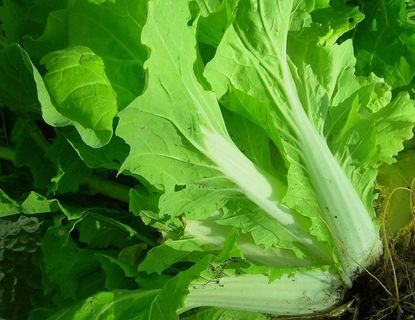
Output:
[
  {"left": 293, "top": 113, "right": 382, "bottom": 279},
  {"left": 234, "top": 4, "right": 381, "bottom": 276},
  {"left": 278, "top": 61, "right": 382, "bottom": 280},
  {"left": 226, "top": 30, "right": 338, "bottom": 262},
  {"left": 288, "top": 58, "right": 315, "bottom": 131},
  {"left": 201, "top": 129, "right": 332, "bottom": 261},
  {"left": 181, "top": 271, "right": 343, "bottom": 315},
  {"left": 230, "top": 6, "right": 382, "bottom": 278}
]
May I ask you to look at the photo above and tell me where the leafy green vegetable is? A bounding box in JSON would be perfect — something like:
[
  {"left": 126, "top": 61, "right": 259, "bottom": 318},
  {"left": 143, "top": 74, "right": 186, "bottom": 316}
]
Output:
[{"left": 1, "top": 0, "right": 415, "bottom": 319}]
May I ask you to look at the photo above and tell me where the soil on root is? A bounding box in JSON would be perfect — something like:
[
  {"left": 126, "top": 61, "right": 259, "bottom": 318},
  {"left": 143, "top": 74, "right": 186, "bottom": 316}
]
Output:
[
  {"left": 272, "top": 222, "right": 415, "bottom": 320},
  {"left": 351, "top": 223, "right": 415, "bottom": 320}
]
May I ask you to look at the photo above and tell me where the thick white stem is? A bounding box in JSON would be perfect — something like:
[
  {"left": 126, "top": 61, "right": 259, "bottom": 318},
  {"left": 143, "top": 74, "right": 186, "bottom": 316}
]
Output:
[
  {"left": 181, "top": 269, "right": 344, "bottom": 315},
  {"left": 201, "top": 128, "right": 332, "bottom": 261},
  {"left": 281, "top": 66, "right": 382, "bottom": 281},
  {"left": 185, "top": 220, "right": 326, "bottom": 267}
]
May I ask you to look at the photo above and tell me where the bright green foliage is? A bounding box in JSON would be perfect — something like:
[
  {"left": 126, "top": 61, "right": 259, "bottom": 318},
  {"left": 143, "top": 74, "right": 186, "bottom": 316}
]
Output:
[
  {"left": 1, "top": 0, "right": 415, "bottom": 319},
  {"left": 41, "top": 46, "right": 117, "bottom": 147},
  {"left": 22, "top": 0, "right": 148, "bottom": 108},
  {"left": 0, "top": 189, "right": 20, "bottom": 216},
  {"left": 353, "top": 0, "right": 415, "bottom": 89}
]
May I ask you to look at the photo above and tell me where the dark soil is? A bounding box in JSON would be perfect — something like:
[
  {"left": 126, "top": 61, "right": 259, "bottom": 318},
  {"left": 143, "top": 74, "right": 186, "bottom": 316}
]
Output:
[
  {"left": 271, "top": 217, "right": 415, "bottom": 320},
  {"left": 352, "top": 223, "right": 415, "bottom": 320}
]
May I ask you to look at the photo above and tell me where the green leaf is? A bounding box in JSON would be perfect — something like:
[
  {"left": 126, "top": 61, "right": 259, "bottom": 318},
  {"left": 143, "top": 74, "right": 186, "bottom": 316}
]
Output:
[
  {"left": 135, "top": 272, "right": 172, "bottom": 291},
  {"left": 76, "top": 211, "right": 148, "bottom": 249},
  {"left": 24, "top": 0, "right": 148, "bottom": 109},
  {"left": 217, "top": 199, "right": 309, "bottom": 253},
  {"left": 41, "top": 222, "right": 103, "bottom": 300},
  {"left": 196, "top": 0, "right": 239, "bottom": 50},
  {"left": 353, "top": 0, "right": 415, "bottom": 89},
  {"left": 44, "top": 256, "right": 211, "bottom": 320},
  {"left": 46, "top": 134, "right": 91, "bottom": 195},
  {"left": 117, "top": 0, "right": 228, "bottom": 148},
  {"left": 311, "top": 5, "right": 364, "bottom": 46},
  {"left": 10, "top": 118, "right": 55, "bottom": 190},
  {"left": 140, "top": 255, "right": 212, "bottom": 320},
  {"left": 67, "top": 0, "right": 148, "bottom": 108},
  {"left": 0, "top": 189, "right": 80, "bottom": 218},
  {"left": 222, "top": 109, "right": 287, "bottom": 192},
  {"left": 41, "top": 46, "right": 117, "bottom": 148},
  {"left": 184, "top": 219, "right": 315, "bottom": 268},
  {"left": 0, "top": 44, "right": 39, "bottom": 112},
  {"left": 94, "top": 253, "right": 138, "bottom": 289},
  {"left": 0, "top": 189, "right": 21, "bottom": 217},
  {"left": 45, "top": 290, "right": 160, "bottom": 320},
  {"left": 158, "top": 178, "right": 234, "bottom": 220},
  {"left": 23, "top": 8, "right": 69, "bottom": 61},
  {"left": 0, "top": 0, "right": 67, "bottom": 43},
  {"left": 118, "top": 244, "right": 148, "bottom": 266},
  {"left": 21, "top": 192, "right": 80, "bottom": 218},
  {"left": 138, "top": 238, "right": 216, "bottom": 274},
  {"left": 182, "top": 307, "right": 268, "bottom": 320},
  {"left": 63, "top": 127, "right": 129, "bottom": 170},
  {"left": 118, "top": 110, "right": 222, "bottom": 191}
]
